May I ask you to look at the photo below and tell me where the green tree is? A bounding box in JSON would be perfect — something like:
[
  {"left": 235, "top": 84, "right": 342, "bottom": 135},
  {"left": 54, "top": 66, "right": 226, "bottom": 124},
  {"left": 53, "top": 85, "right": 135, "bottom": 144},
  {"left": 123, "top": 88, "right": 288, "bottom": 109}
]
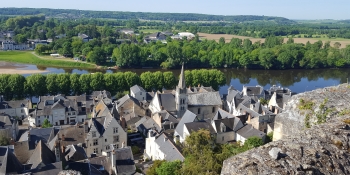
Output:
[
  {"left": 35, "top": 44, "right": 47, "bottom": 55},
  {"left": 56, "top": 73, "right": 71, "bottom": 95},
  {"left": 25, "top": 74, "right": 47, "bottom": 97},
  {"left": 140, "top": 71, "right": 155, "bottom": 91},
  {"left": 0, "top": 136, "right": 10, "bottom": 146},
  {"left": 114, "top": 72, "right": 127, "bottom": 92},
  {"left": 46, "top": 74, "right": 58, "bottom": 95},
  {"left": 8, "top": 74, "right": 26, "bottom": 99},
  {"left": 104, "top": 73, "right": 118, "bottom": 95},
  {"left": 70, "top": 73, "right": 81, "bottom": 95},
  {"left": 42, "top": 118, "right": 53, "bottom": 128},
  {"left": 90, "top": 72, "right": 105, "bottom": 91},
  {"left": 87, "top": 47, "right": 105, "bottom": 65},
  {"left": 156, "top": 160, "right": 182, "bottom": 175},
  {"left": 244, "top": 136, "right": 264, "bottom": 149},
  {"left": 153, "top": 71, "right": 164, "bottom": 91},
  {"left": 124, "top": 72, "right": 141, "bottom": 89},
  {"left": 0, "top": 75, "right": 10, "bottom": 100},
  {"left": 163, "top": 72, "right": 177, "bottom": 90},
  {"left": 146, "top": 160, "right": 165, "bottom": 175},
  {"left": 79, "top": 74, "right": 92, "bottom": 94},
  {"left": 259, "top": 48, "right": 276, "bottom": 69}
]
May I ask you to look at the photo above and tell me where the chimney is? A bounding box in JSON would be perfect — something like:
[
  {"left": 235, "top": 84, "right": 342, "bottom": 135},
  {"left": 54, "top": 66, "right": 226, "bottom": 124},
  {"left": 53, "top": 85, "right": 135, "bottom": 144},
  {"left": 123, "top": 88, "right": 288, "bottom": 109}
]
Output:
[
  {"left": 164, "top": 137, "right": 168, "bottom": 142},
  {"left": 10, "top": 138, "right": 14, "bottom": 145},
  {"left": 62, "top": 134, "right": 65, "bottom": 141},
  {"left": 84, "top": 122, "right": 89, "bottom": 133},
  {"left": 148, "top": 130, "right": 154, "bottom": 138},
  {"left": 122, "top": 141, "right": 125, "bottom": 148}
]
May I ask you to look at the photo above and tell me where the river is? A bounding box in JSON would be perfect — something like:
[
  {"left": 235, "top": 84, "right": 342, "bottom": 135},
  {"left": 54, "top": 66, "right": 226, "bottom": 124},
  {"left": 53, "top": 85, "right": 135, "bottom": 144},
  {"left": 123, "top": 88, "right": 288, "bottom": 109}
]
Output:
[{"left": 0, "top": 61, "right": 348, "bottom": 94}]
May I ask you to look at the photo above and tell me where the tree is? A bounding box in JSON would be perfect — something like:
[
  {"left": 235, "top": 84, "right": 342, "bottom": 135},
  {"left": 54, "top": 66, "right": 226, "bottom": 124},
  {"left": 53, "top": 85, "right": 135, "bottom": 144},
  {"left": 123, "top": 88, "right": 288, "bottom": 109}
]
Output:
[
  {"left": 124, "top": 72, "right": 141, "bottom": 89},
  {"left": 79, "top": 74, "right": 92, "bottom": 94},
  {"left": 244, "top": 136, "right": 264, "bottom": 149},
  {"left": 42, "top": 118, "right": 53, "bottom": 128},
  {"left": 163, "top": 72, "right": 177, "bottom": 90},
  {"left": 90, "top": 72, "right": 105, "bottom": 91},
  {"left": 0, "top": 136, "right": 10, "bottom": 146},
  {"left": 219, "top": 37, "right": 226, "bottom": 45},
  {"left": 35, "top": 44, "right": 47, "bottom": 55},
  {"left": 104, "top": 73, "right": 118, "bottom": 95},
  {"left": 8, "top": 74, "right": 25, "bottom": 99},
  {"left": 156, "top": 161, "right": 182, "bottom": 175},
  {"left": 259, "top": 48, "right": 276, "bottom": 69},
  {"left": 70, "top": 73, "right": 81, "bottom": 95},
  {"left": 153, "top": 71, "right": 164, "bottom": 91},
  {"left": 146, "top": 160, "right": 165, "bottom": 175},
  {"left": 25, "top": 74, "right": 47, "bottom": 97},
  {"left": 46, "top": 74, "right": 58, "bottom": 95},
  {"left": 140, "top": 71, "right": 155, "bottom": 91},
  {"left": 87, "top": 47, "right": 105, "bottom": 65},
  {"left": 56, "top": 73, "right": 71, "bottom": 95}
]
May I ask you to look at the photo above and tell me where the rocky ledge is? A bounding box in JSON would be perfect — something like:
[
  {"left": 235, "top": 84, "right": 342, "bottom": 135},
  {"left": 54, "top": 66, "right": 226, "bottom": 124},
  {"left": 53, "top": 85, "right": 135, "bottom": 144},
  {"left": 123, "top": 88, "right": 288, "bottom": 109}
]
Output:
[{"left": 221, "top": 84, "right": 350, "bottom": 175}]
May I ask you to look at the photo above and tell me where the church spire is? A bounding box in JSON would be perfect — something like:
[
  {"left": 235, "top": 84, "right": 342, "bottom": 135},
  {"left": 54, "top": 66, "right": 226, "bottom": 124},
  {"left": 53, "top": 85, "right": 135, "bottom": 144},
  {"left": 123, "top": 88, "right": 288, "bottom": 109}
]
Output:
[{"left": 178, "top": 63, "right": 186, "bottom": 89}]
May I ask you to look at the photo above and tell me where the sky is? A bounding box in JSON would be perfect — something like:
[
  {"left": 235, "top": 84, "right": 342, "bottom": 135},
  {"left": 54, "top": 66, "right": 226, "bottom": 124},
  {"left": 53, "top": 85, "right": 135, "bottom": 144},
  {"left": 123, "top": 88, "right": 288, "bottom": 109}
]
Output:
[{"left": 1, "top": 0, "right": 349, "bottom": 20}]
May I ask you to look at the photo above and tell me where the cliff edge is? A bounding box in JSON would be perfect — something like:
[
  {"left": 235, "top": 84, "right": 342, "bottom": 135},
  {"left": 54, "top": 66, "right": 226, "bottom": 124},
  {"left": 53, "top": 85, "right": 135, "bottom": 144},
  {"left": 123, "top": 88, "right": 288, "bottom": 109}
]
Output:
[{"left": 221, "top": 84, "right": 350, "bottom": 175}]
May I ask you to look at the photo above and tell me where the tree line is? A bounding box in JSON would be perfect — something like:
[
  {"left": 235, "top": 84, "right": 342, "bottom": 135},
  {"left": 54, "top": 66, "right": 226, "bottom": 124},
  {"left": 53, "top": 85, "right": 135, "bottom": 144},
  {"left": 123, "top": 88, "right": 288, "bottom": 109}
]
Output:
[{"left": 0, "top": 69, "right": 225, "bottom": 100}]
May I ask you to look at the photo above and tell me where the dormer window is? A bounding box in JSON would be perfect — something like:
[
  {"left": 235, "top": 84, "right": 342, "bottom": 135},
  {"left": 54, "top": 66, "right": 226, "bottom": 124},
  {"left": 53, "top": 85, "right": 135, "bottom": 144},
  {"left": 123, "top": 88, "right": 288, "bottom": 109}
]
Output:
[{"left": 221, "top": 123, "right": 226, "bottom": 132}]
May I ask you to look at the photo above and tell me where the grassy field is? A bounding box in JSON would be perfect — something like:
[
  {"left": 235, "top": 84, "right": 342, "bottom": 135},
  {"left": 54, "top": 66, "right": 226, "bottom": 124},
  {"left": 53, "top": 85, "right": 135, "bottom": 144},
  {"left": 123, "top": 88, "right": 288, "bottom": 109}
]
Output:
[
  {"left": 0, "top": 51, "right": 97, "bottom": 69},
  {"left": 198, "top": 33, "right": 350, "bottom": 48}
]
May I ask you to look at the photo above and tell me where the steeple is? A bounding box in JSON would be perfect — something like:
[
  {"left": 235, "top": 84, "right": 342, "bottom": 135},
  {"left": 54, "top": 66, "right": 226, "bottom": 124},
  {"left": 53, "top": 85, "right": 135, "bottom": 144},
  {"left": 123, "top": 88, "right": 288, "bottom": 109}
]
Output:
[{"left": 178, "top": 63, "right": 186, "bottom": 89}]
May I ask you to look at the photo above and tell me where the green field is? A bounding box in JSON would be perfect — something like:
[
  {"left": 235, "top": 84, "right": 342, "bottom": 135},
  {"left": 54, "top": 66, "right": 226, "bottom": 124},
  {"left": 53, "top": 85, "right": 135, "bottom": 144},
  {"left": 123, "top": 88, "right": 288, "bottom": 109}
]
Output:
[{"left": 0, "top": 51, "right": 96, "bottom": 69}]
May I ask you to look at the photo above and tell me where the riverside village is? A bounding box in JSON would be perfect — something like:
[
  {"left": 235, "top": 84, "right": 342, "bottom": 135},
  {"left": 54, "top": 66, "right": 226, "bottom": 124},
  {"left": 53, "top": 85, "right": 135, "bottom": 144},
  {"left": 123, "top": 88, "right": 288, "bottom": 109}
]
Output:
[{"left": 0, "top": 65, "right": 295, "bottom": 175}]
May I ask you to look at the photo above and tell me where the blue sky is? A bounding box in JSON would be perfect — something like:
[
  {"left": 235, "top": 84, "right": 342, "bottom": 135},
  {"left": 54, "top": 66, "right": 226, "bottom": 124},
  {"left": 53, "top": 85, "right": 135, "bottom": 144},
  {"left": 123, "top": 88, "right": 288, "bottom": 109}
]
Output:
[{"left": 1, "top": 0, "right": 348, "bottom": 20}]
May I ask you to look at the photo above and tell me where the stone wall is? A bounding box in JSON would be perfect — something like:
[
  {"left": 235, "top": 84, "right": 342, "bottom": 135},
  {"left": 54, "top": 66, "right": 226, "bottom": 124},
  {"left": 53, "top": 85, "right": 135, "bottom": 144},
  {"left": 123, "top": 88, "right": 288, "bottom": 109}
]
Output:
[{"left": 221, "top": 84, "right": 350, "bottom": 174}]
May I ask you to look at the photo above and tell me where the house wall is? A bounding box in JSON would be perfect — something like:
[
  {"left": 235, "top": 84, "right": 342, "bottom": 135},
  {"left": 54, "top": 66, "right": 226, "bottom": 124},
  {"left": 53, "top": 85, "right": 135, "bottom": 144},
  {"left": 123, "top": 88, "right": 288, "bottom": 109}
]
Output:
[
  {"left": 131, "top": 91, "right": 146, "bottom": 102},
  {"left": 0, "top": 128, "right": 13, "bottom": 140},
  {"left": 149, "top": 96, "right": 161, "bottom": 114},
  {"left": 188, "top": 105, "right": 219, "bottom": 120},
  {"left": 86, "top": 118, "right": 127, "bottom": 157},
  {"left": 52, "top": 108, "right": 66, "bottom": 125},
  {"left": 236, "top": 133, "right": 247, "bottom": 145},
  {"left": 77, "top": 115, "right": 87, "bottom": 123},
  {"left": 0, "top": 107, "right": 29, "bottom": 119},
  {"left": 145, "top": 135, "right": 166, "bottom": 161},
  {"left": 215, "top": 131, "right": 236, "bottom": 144}
]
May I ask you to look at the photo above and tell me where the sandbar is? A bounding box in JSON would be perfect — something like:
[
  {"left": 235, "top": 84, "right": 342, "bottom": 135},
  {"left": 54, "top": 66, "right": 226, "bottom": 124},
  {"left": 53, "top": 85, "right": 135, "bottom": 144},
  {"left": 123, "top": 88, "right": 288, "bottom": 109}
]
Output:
[{"left": 0, "top": 68, "right": 48, "bottom": 74}]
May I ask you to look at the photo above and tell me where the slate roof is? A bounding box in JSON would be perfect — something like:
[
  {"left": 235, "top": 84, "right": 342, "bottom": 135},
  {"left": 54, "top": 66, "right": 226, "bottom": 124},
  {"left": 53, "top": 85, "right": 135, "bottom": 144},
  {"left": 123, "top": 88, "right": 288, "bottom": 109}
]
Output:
[
  {"left": 155, "top": 110, "right": 179, "bottom": 125},
  {"left": 0, "top": 114, "right": 14, "bottom": 127},
  {"left": 59, "top": 126, "right": 86, "bottom": 147},
  {"left": 0, "top": 99, "right": 30, "bottom": 109},
  {"left": 65, "top": 145, "right": 87, "bottom": 162},
  {"left": 212, "top": 117, "right": 243, "bottom": 133},
  {"left": 19, "top": 127, "right": 58, "bottom": 145},
  {"left": 137, "top": 118, "right": 161, "bottom": 131},
  {"left": 184, "top": 121, "right": 215, "bottom": 134},
  {"left": 174, "top": 110, "right": 198, "bottom": 137},
  {"left": 116, "top": 94, "right": 140, "bottom": 109},
  {"left": 114, "top": 147, "right": 136, "bottom": 174},
  {"left": 178, "top": 64, "right": 186, "bottom": 89},
  {"left": 244, "top": 86, "right": 264, "bottom": 96},
  {"left": 89, "top": 156, "right": 110, "bottom": 174},
  {"left": 226, "top": 89, "right": 242, "bottom": 103},
  {"left": 0, "top": 145, "right": 23, "bottom": 174},
  {"left": 236, "top": 124, "right": 266, "bottom": 139},
  {"left": 187, "top": 92, "right": 222, "bottom": 106},
  {"left": 154, "top": 134, "right": 184, "bottom": 161},
  {"left": 153, "top": 93, "right": 176, "bottom": 112},
  {"left": 27, "top": 140, "right": 56, "bottom": 169},
  {"left": 130, "top": 85, "right": 146, "bottom": 94},
  {"left": 30, "top": 161, "right": 63, "bottom": 175}
]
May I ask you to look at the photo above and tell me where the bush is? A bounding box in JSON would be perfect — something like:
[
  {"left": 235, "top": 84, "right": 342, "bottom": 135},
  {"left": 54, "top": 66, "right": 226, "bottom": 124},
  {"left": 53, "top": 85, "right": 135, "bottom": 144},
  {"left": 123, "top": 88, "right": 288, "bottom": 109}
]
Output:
[{"left": 131, "top": 146, "right": 140, "bottom": 155}]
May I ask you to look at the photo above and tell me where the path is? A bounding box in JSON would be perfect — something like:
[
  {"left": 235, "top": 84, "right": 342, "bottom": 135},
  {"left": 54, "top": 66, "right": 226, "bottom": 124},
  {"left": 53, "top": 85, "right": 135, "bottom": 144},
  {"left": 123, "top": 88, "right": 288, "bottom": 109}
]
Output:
[{"left": 31, "top": 52, "right": 97, "bottom": 67}]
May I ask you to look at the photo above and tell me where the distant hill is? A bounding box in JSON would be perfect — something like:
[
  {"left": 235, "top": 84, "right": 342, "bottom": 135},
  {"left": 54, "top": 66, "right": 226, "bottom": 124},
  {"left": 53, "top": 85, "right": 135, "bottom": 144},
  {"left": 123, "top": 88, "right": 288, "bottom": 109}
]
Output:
[{"left": 0, "top": 7, "right": 296, "bottom": 24}]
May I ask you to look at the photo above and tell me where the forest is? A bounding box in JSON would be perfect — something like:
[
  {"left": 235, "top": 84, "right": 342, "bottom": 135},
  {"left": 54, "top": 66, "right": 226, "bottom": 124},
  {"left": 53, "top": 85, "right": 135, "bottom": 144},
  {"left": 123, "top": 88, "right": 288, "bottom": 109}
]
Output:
[
  {"left": 0, "top": 8, "right": 295, "bottom": 24},
  {"left": 1, "top": 14, "right": 350, "bottom": 70},
  {"left": 0, "top": 69, "right": 225, "bottom": 100}
]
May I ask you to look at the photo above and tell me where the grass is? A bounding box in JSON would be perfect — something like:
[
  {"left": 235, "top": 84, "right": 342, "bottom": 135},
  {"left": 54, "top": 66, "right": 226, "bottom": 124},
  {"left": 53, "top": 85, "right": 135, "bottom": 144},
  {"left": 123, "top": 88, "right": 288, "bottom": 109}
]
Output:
[{"left": 0, "top": 51, "right": 96, "bottom": 69}]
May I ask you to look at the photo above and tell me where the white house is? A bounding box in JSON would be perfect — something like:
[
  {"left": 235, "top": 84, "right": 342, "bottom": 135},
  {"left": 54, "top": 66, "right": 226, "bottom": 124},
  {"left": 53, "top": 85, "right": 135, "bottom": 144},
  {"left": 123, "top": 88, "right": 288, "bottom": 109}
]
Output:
[
  {"left": 178, "top": 32, "right": 195, "bottom": 39},
  {"left": 145, "top": 131, "right": 184, "bottom": 161},
  {"left": 0, "top": 97, "right": 32, "bottom": 120},
  {"left": 1, "top": 40, "right": 28, "bottom": 50},
  {"left": 130, "top": 85, "right": 147, "bottom": 102}
]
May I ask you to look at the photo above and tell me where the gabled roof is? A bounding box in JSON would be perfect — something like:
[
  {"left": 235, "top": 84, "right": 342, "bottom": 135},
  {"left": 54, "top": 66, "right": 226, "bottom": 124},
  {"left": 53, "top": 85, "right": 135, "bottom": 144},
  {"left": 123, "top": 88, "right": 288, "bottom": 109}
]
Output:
[
  {"left": 244, "top": 86, "right": 264, "bottom": 96},
  {"left": 184, "top": 122, "right": 215, "bottom": 134},
  {"left": 154, "top": 110, "right": 179, "bottom": 125},
  {"left": 174, "top": 110, "right": 198, "bottom": 137},
  {"left": 236, "top": 124, "right": 266, "bottom": 139},
  {"left": 152, "top": 93, "right": 176, "bottom": 112},
  {"left": 27, "top": 140, "right": 56, "bottom": 169},
  {"left": 0, "top": 99, "right": 30, "bottom": 109},
  {"left": 51, "top": 100, "right": 66, "bottom": 110},
  {"left": 19, "top": 127, "right": 58, "bottom": 147},
  {"left": 226, "top": 89, "right": 241, "bottom": 102},
  {"left": 0, "top": 114, "right": 14, "bottom": 127},
  {"left": 154, "top": 134, "right": 184, "bottom": 161},
  {"left": 114, "top": 147, "right": 136, "bottom": 174},
  {"left": 212, "top": 117, "right": 243, "bottom": 133},
  {"left": 130, "top": 85, "right": 146, "bottom": 94},
  {"left": 187, "top": 92, "right": 222, "bottom": 106},
  {"left": 29, "top": 161, "right": 63, "bottom": 175},
  {"left": 0, "top": 146, "right": 23, "bottom": 174},
  {"left": 137, "top": 118, "right": 161, "bottom": 131},
  {"left": 65, "top": 145, "right": 87, "bottom": 162},
  {"left": 116, "top": 94, "right": 140, "bottom": 109}
]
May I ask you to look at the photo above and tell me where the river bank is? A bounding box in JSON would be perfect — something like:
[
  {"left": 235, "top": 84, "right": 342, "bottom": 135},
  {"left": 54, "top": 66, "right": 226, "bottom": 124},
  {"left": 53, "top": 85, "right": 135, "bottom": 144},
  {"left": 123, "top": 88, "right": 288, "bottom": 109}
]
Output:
[{"left": 0, "top": 51, "right": 97, "bottom": 69}]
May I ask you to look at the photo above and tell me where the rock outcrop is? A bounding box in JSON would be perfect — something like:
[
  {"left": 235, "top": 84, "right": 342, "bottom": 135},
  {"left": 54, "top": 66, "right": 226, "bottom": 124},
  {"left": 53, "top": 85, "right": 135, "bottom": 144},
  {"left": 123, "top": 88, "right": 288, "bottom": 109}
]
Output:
[
  {"left": 221, "top": 84, "right": 350, "bottom": 175},
  {"left": 274, "top": 84, "right": 350, "bottom": 141}
]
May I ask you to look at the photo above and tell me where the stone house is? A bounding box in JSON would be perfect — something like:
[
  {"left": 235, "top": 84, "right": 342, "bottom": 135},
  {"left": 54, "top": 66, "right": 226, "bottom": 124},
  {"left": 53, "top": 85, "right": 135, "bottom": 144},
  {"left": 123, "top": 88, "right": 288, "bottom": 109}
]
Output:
[
  {"left": 85, "top": 103, "right": 127, "bottom": 157},
  {"left": 0, "top": 114, "right": 19, "bottom": 141},
  {"left": 152, "top": 110, "right": 179, "bottom": 131},
  {"left": 145, "top": 132, "right": 184, "bottom": 161},
  {"left": 174, "top": 110, "right": 199, "bottom": 143},
  {"left": 0, "top": 96, "right": 32, "bottom": 121},
  {"left": 135, "top": 117, "right": 160, "bottom": 137},
  {"left": 267, "top": 85, "right": 293, "bottom": 113},
  {"left": 0, "top": 145, "right": 24, "bottom": 174},
  {"left": 236, "top": 124, "right": 266, "bottom": 144}
]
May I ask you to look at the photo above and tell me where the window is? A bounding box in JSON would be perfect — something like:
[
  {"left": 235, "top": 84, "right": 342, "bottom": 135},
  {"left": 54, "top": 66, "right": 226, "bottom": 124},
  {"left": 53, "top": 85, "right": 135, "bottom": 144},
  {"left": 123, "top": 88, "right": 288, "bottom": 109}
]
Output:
[
  {"left": 114, "top": 135, "right": 119, "bottom": 142},
  {"left": 105, "top": 139, "right": 107, "bottom": 142},
  {"left": 93, "top": 139, "right": 98, "bottom": 146},
  {"left": 21, "top": 109, "right": 24, "bottom": 113},
  {"left": 212, "top": 107, "right": 215, "bottom": 113},
  {"left": 68, "top": 112, "right": 71, "bottom": 115},
  {"left": 198, "top": 108, "right": 201, "bottom": 114},
  {"left": 106, "top": 145, "right": 110, "bottom": 150},
  {"left": 222, "top": 136, "right": 224, "bottom": 141},
  {"left": 92, "top": 131, "right": 96, "bottom": 137},
  {"left": 38, "top": 120, "right": 41, "bottom": 124},
  {"left": 113, "top": 128, "right": 118, "bottom": 134},
  {"left": 93, "top": 148, "right": 98, "bottom": 154},
  {"left": 38, "top": 116, "right": 40, "bottom": 119},
  {"left": 116, "top": 144, "right": 119, "bottom": 149},
  {"left": 72, "top": 112, "right": 75, "bottom": 115},
  {"left": 140, "top": 92, "right": 142, "bottom": 95}
]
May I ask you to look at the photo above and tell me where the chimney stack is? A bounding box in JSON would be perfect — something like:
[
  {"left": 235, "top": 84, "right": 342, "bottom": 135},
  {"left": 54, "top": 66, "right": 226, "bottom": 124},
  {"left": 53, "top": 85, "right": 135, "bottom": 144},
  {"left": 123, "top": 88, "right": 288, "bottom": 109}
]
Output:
[{"left": 62, "top": 134, "right": 65, "bottom": 141}]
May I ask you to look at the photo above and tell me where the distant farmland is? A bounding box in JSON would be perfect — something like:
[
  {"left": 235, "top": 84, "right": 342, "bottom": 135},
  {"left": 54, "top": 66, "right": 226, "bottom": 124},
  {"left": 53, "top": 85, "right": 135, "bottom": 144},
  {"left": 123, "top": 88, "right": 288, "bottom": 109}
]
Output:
[{"left": 198, "top": 33, "right": 350, "bottom": 48}]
